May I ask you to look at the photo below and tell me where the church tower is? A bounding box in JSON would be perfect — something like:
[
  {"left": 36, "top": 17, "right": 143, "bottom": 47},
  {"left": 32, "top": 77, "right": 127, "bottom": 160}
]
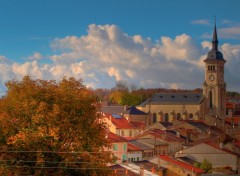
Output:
[{"left": 203, "top": 22, "right": 226, "bottom": 120}]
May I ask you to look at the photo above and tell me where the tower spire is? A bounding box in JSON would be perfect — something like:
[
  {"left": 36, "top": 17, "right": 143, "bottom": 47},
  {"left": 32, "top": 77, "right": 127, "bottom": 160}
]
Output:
[
  {"left": 212, "top": 16, "right": 218, "bottom": 50},
  {"left": 204, "top": 17, "right": 225, "bottom": 61}
]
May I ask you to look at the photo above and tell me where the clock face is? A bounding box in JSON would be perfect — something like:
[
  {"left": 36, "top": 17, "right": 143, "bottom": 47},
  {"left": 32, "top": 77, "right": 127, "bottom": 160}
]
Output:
[{"left": 209, "top": 74, "right": 215, "bottom": 81}]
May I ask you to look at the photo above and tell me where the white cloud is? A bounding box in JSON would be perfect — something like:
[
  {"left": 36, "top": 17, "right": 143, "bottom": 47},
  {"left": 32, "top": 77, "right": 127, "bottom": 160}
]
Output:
[
  {"left": 0, "top": 24, "right": 240, "bottom": 92},
  {"left": 28, "top": 52, "right": 42, "bottom": 60},
  {"left": 219, "top": 27, "right": 240, "bottom": 39},
  {"left": 201, "top": 25, "right": 240, "bottom": 40},
  {"left": 158, "top": 34, "right": 200, "bottom": 63},
  {"left": 191, "top": 19, "right": 210, "bottom": 25}
]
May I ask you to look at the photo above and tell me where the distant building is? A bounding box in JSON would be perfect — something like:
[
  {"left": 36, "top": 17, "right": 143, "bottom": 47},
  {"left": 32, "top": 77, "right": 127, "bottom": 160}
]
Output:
[
  {"left": 123, "top": 106, "right": 149, "bottom": 125},
  {"left": 106, "top": 132, "right": 128, "bottom": 164},
  {"left": 102, "top": 113, "right": 144, "bottom": 139},
  {"left": 138, "top": 23, "right": 227, "bottom": 128},
  {"left": 127, "top": 142, "right": 143, "bottom": 162},
  {"left": 176, "top": 142, "right": 240, "bottom": 173}
]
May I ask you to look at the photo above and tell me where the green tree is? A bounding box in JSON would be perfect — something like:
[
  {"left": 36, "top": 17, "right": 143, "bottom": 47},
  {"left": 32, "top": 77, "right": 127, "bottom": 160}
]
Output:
[
  {"left": 200, "top": 159, "right": 212, "bottom": 173},
  {"left": 0, "top": 76, "right": 113, "bottom": 175},
  {"left": 120, "top": 92, "right": 142, "bottom": 106}
]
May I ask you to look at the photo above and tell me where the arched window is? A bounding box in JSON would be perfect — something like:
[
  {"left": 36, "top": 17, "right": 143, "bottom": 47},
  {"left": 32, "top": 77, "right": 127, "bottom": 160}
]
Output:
[
  {"left": 153, "top": 113, "right": 157, "bottom": 123},
  {"left": 177, "top": 113, "right": 181, "bottom": 120},
  {"left": 209, "top": 91, "right": 213, "bottom": 109},
  {"left": 189, "top": 113, "right": 193, "bottom": 119},
  {"left": 165, "top": 113, "right": 169, "bottom": 122}
]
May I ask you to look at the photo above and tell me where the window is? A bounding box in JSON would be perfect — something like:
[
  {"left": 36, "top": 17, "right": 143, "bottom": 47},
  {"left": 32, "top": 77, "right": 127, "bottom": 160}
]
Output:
[
  {"left": 121, "top": 130, "right": 124, "bottom": 137},
  {"left": 177, "top": 113, "right": 181, "bottom": 120},
  {"left": 122, "top": 154, "right": 127, "bottom": 162},
  {"left": 208, "top": 65, "right": 216, "bottom": 71},
  {"left": 189, "top": 113, "right": 193, "bottom": 119},
  {"left": 137, "top": 157, "right": 139, "bottom": 161},
  {"left": 113, "top": 144, "right": 118, "bottom": 151},
  {"left": 165, "top": 113, "right": 169, "bottom": 122},
  {"left": 123, "top": 143, "right": 127, "bottom": 151},
  {"left": 209, "top": 91, "right": 213, "bottom": 109},
  {"left": 129, "top": 130, "right": 132, "bottom": 137},
  {"left": 153, "top": 113, "right": 157, "bottom": 123}
]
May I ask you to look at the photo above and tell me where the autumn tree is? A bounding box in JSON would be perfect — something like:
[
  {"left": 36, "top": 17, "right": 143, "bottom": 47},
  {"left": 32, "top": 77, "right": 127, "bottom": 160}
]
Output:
[{"left": 0, "top": 76, "right": 113, "bottom": 176}]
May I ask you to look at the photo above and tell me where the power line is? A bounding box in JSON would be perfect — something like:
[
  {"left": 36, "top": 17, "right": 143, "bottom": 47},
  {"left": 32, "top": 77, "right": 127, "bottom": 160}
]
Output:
[
  {"left": 0, "top": 160, "right": 97, "bottom": 164},
  {"left": 3, "top": 165, "right": 116, "bottom": 170}
]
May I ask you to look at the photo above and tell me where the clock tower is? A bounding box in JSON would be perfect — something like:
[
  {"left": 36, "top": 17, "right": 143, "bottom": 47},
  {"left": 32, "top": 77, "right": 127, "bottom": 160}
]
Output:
[{"left": 203, "top": 22, "right": 226, "bottom": 120}]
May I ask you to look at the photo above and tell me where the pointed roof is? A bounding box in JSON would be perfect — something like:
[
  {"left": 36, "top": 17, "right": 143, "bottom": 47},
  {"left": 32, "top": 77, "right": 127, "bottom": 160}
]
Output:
[
  {"left": 212, "top": 21, "right": 218, "bottom": 50},
  {"left": 205, "top": 21, "right": 226, "bottom": 62},
  {"left": 124, "top": 106, "right": 148, "bottom": 115}
]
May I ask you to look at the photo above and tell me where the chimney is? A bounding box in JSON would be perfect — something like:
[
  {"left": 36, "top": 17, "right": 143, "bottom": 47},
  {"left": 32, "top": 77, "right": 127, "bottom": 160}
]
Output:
[{"left": 139, "top": 165, "right": 144, "bottom": 176}]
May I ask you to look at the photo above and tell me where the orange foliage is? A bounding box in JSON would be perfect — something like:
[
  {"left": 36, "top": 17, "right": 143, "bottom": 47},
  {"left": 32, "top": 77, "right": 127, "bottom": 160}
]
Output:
[{"left": 0, "top": 76, "right": 113, "bottom": 176}]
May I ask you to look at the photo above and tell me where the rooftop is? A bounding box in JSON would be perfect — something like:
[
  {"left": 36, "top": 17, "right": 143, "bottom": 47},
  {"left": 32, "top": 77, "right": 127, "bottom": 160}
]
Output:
[
  {"left": 124, "top": 106, "right": 148, "bottom": 115},
  {"left": 105, "top": 113, "right": 136, "bottom": 129},
  {"left": 147, "top": 93, "right": 203, "bottom": 105},
  {"left": 107, "top": 132, "right": 128, "bottom": 143},
  {"left": 109, "top": 164, "right": 139, "bottom": 176},
  {"left": 136, "top": 138, "right": 168, "bottom": 146},
  {"left": 128, "top": 140, "right": 154, "bottom": 150},
  {"left": 101, "top": 104, "right": 125, "bottom": 114},
  {"left": 159, "top": 155, "right": 204, "bottom": 174}
]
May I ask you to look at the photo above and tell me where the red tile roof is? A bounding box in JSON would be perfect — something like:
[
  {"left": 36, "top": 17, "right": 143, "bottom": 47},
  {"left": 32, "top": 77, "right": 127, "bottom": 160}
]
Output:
[
  {"left": 225, "top": 117, "right": 240, "bottom": 126},
  {"left": 107, "top": 132, "right": 128, "bottom": 143},
  {"left": 159, "top": 155, "right": 204, "bottom": 174},
  {"left": 226, "top": 102, "right": 236, "bottom": 109},
  {"left": 104, "top": 113, "right": 137, "bottom": 129}
]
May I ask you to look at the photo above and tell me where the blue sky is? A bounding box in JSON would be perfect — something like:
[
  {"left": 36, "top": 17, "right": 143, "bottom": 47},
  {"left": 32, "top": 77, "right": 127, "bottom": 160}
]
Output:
[{"left": 0, "top": 0, "right": 240, "bottom": 93}]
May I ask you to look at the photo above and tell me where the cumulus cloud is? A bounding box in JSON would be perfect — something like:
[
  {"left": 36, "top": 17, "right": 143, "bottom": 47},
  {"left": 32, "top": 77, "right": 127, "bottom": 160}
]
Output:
[
  {"left": 0, "top": 24, "right": 239, "bottom": 92},
  {"left": 49, "top": 24, "right": 207, "bottom": 89}
]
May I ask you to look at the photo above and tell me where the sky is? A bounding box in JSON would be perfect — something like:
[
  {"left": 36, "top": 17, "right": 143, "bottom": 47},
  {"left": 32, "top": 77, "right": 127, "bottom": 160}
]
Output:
[{"left": 0, "top": 0, "right": 240, "bottom": 94}]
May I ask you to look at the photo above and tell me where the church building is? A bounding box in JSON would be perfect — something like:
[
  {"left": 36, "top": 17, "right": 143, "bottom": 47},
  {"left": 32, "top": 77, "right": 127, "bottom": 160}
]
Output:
[{"left": 139, "top": 23, "right": 226, "bottom": 126}]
